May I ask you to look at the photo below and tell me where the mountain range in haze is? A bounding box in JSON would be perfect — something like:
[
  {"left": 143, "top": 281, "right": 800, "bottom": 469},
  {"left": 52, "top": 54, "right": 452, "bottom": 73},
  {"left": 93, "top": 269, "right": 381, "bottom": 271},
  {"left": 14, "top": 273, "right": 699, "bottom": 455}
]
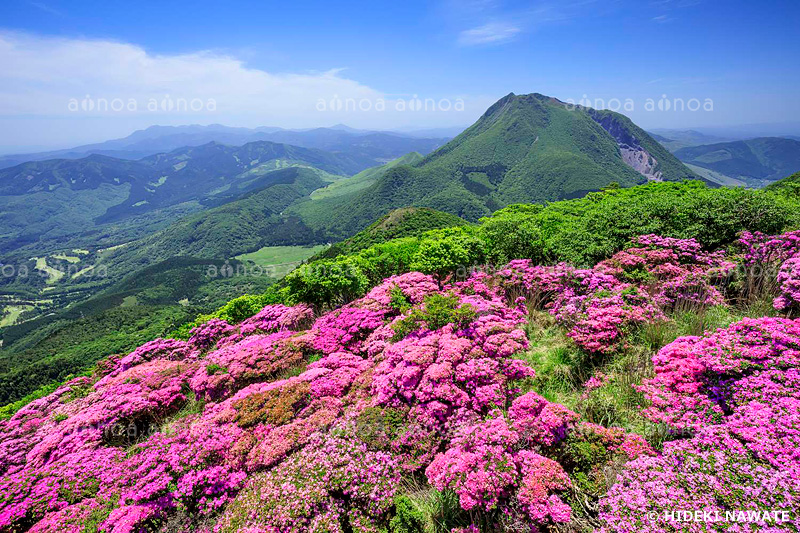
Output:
[{"left": 0, "top": 124, "right": 452, "bottom": 169}]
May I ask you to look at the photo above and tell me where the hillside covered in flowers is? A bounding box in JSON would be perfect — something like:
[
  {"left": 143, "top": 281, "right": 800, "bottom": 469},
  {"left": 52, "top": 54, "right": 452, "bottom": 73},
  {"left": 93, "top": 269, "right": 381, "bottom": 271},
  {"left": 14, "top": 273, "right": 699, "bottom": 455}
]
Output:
[{"left": 1, "top": 218, "right": 799, "bottom": 532}]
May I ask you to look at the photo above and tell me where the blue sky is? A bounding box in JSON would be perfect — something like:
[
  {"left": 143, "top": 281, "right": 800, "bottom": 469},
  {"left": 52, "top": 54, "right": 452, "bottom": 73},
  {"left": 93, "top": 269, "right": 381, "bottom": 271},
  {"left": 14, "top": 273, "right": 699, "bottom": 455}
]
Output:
[{"left": 1, "top": 0, "right": 799, "bottom": 150}]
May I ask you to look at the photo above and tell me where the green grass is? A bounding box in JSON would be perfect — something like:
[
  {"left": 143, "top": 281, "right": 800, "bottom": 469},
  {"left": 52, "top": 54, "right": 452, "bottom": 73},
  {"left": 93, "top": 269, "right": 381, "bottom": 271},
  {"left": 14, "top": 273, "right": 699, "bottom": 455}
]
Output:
[
  {"left": 235, "top": 244, "right": 328, "bottom": 270},
  {"left": 685, "top": 163, "right": 746, "bottom": 187},
  {"left": 0, "top": 305, "right": 33, "bottom": 327},
  {"left": 310, "top": 152, "right": 423, "bottom": 200},
  {"left": 33, "top": 257, "right": 65, "bottom": 285},
  {"left": 517, "top": 304, "right": 756, "bottom": 450}
]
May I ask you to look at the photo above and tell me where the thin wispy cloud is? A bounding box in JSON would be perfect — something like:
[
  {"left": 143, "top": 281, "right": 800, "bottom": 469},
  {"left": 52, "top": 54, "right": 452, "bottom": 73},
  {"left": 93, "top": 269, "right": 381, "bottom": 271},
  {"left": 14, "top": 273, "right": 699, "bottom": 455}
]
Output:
[
  {"left": 446, "top": 0, "right": 600, "bottom": 47},
  {"left": 652, "top": 14, "right": 674, "bottom": 23},
  {"left": 27, "top": 1, "right": 64, "bottom": 16},
  {"left": 458, "top": 22, "right": 521, "bottom": 45}
]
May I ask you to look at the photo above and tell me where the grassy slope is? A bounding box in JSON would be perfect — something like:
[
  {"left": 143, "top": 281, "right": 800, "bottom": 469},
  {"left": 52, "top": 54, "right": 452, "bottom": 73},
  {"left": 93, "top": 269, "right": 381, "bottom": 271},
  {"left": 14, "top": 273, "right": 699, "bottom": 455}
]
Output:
[
  {"left": 99, "top": 167, "right": 328, "bottom": 276},
  {"left": 310, "top": 152, "right": 424, "bottom": 200},
  {"left": 685, "top": 163, "right": 747, "bottom": 187},
  {"left": 235, "top": 245, "right": 329, "bottom": 265}
]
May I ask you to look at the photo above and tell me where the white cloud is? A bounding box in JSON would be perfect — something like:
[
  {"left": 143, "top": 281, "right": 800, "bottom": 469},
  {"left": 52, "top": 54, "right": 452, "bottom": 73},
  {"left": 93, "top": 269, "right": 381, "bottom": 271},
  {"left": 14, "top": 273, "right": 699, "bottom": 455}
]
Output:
[
  {"left": 457, "top": 22, "right": 521, "bottom": 45},
  {"left": 0, "top": 31, "right": 492, "bottom": 148},
  {"left": 0, "top": 32, "right": 381, "bottom": 118}
]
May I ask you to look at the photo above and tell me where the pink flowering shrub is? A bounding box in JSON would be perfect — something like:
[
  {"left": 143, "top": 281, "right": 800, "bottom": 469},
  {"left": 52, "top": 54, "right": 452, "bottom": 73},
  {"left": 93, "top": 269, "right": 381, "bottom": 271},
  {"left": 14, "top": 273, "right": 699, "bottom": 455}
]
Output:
[
  {"left": 426, "top": 414, "right": 572, "bottom": 526},
  {"left": 112, "top": 338, "right": 199, "bottom": 375},
  {"left": 188, "top": 318, "right": 237, "bottom": 351},
  {"left": 599, "top": 426, "right": 800, "bottom": 533},
  {"left": 305, "top": 306, "right": 389, "bottom": 355},
  {"left": 601, "top": 316, "right": 800, "bottom": 530},
  {"left": 559, "top": 287, "right": 665, "bottom": 354},
  {"left": 580, "top": 371, "right": 610, "bottom": 401},
  {"left": 363, "top": 272, "right": 441, "bottom": 307},
  {"left": 515, "top": 450, "right": 572, "bottom": 523},
  {"left": 738, "top": 230, "right": 800, "bottom": 312},
  {"left": 216, "top": 427, "right": 400, "bottom": 532},
  {"left": 775, "top": 256, "right": 800, "bottom": 311},
  {"left": 499, "top": 235, "right": 734, "bottom": 353},
  {"left": 508, "top": 391, "right": 580, "bottom": 448},
  {"left": 238, "top": 303, "right": 314, "bottom": 336},
  {"left": 738, "top": 229, "right": 800, "bottom": 266},
  {"left": 597, "top": 234, "right": 735, "bottom": 308},
  {"left": 638, "top": 316, "right": 800, "bottom": 432},
  {"left": 189, "top": 331, "right": 302, "bottom": 400},
  {"left": 426, "top": 415, "right": 521, "bottom": 512},
  {"left": 497, "top": 262, "right": 655, "bottom": 354}
]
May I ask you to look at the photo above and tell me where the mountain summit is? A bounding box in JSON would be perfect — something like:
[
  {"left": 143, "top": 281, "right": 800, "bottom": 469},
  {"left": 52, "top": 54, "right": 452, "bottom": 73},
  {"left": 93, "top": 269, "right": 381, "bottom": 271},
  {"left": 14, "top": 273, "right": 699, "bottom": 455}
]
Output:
[{"left": 293, "top": 92, "right": 703, "bottom": 237}]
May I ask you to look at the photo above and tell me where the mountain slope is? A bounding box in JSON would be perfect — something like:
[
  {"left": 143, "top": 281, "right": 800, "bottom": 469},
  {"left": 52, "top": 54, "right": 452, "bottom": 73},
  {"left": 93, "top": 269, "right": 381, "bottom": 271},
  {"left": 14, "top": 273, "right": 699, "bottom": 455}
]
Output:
[
  {"left": 0, "top": 141, "right": 359, "bottom": 255},
  {"left": 291, "top": 92, "right": 701, "bottom": 238},
  {"left": 310, "top": 152, "right": 424, "bottom": 200},
  {"left": 648, "top": 129, "right": 733, "bottom": 152},
  {"left": 99, "top": 166, "right": 328, "bottom": 274},
  {"left": 674, "top": 137, "right": 800, "bottom": 186}
]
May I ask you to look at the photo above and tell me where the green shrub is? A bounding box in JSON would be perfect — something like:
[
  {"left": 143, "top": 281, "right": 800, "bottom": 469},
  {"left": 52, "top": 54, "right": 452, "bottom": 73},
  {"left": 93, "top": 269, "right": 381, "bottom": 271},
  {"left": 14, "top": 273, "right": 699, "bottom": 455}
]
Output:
[
  {"left": 479, "top": 203, "right": 546, "bottom": 264},
  {"left": 285, "top": 255, "right": 370, "bottom": 309},
  {"left": 391, "top": 293, "right": 477, "bottom": 341},
  {"left": 390, "top": 495, "right": 426, "bottom": 533},
  {"left": 409, "top": 227, "right": 487, "bottom": 279},
  {"left": 358, "top": 237, "right": 422, "bottom": 283}
]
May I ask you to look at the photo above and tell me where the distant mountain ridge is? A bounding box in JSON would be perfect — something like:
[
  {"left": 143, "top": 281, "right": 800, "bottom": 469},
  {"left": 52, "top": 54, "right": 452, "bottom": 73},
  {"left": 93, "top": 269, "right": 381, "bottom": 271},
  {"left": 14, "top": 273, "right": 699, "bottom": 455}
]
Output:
[
  {"left": 674, "top": 137, "right": 800, "bottom": 187},
  {"left": 0, "top": 124, "right": 449, "bottom": 170}
]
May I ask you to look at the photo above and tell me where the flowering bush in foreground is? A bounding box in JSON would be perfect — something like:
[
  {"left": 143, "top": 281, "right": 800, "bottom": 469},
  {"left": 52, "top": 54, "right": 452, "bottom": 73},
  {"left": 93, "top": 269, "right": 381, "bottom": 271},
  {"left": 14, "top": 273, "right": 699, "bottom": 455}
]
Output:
[
  {"left": 3, "top": 235, "right": 796, "bottom": 532},
  {"left": 217, "top": 426, "right": 400, "bottom": 532},
  {"left": 775, "top": 256, "right": 800, "bottom": 311},
  {"left": 738, "top": 229, "right": 800, "bottom": 313},
  {"left": 600, "top": 317, "right": 800, "bottom": 531},
  {"left": 425, "top": 414, "right": 572, "bottom": 526}
]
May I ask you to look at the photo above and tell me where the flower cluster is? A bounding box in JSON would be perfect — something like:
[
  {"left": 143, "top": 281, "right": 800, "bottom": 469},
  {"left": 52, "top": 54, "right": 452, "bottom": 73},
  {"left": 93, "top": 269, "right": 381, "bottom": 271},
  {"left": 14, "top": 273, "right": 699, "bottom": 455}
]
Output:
[
  {"left": 238, "top": 303, "right": 315, "bottom": 336},
  {"left": 601, "top": 317, "right": 800, "bottom": 530},
  {"left": 425, "top": 412, "right": 577, "bottom": 527},
  {"left": 738, "top": 229, "right": 800, "bottom": 266},
  {"left": 499, "top": 235, "right": 734, "bottom": 354},
  {"left": 189, "top": 332, "right": 302, "bottom": 400},
  {"left": 216, "top": 427, "right": 400, "bottom": 532},
  {"left": 188, "top": 318, "right": 237, "bottom": 351},
  {"left": 499, "top": 261, "right": 663, "bottom": 353},
  {"left": 775, "top": 256, "right": 800, "bottom": 311},
  {"left": 583, "top": 370, "right": 611, "bottom": 394}
]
